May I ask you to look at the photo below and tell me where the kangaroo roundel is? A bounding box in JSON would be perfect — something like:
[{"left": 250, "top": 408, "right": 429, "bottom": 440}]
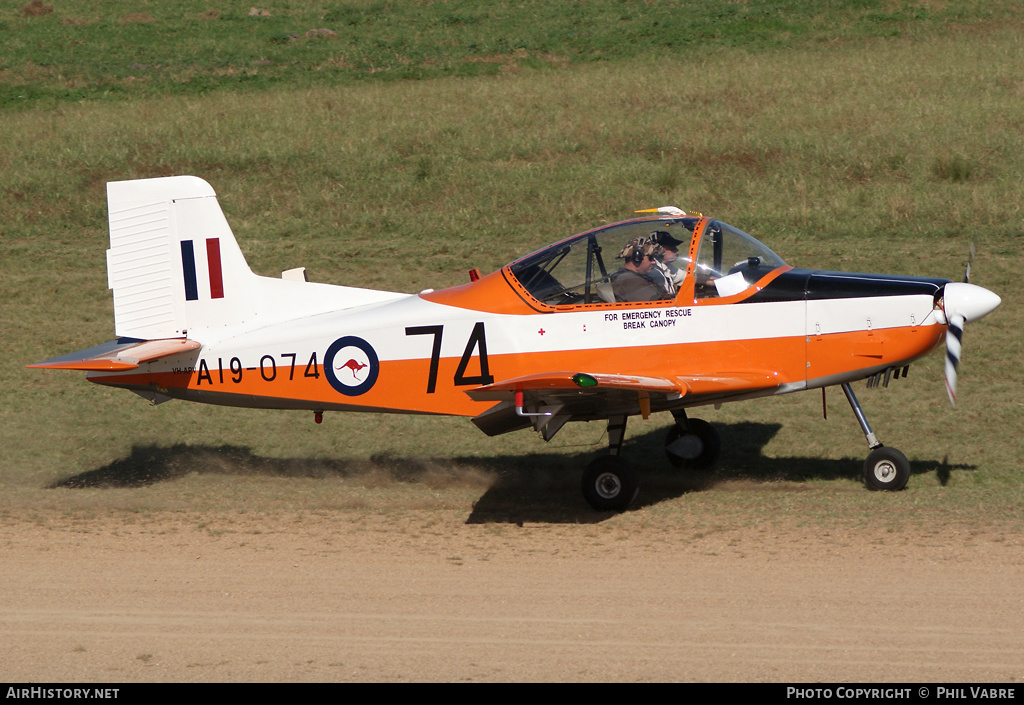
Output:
[{"left": 325, "top": 336, "right": 379, "bottom": 397}]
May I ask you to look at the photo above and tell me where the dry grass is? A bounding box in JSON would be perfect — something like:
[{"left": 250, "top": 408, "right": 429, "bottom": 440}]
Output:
[{"left": 20, "top": 0, "right": 51, "bottom": 16}]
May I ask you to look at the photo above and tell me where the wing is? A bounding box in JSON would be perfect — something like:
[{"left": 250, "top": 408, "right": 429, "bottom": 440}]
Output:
[
  {"left": 467, "top": 369, "right": 780, "bottom": 438},
  {"left": 27, "top": 338, "right": 201, "bottom": 372}
]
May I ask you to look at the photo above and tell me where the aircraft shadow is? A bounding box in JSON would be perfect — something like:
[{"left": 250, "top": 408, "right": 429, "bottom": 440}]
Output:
[
  {"left": 466, "top": 422, "right": 975, "bottom": 523},
  {"left": 47, "top": 443, "right": 495, "bottom": 489},
  {"left": 49, "top": 422, "right": 973, "bottom": 524}
]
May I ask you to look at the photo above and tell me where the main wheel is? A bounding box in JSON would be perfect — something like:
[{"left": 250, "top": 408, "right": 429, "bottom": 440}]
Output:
[
  {"left": 664, "top": 418, "right": 721, "bottom": 470},
  {"left": 581, "top": 456, "right": 639, "bottom": 511},
  {"left": 863, "top": 447, "right": 911, "bottom": 491}
]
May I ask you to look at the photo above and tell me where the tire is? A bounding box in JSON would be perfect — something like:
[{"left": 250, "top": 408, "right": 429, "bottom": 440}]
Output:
[
  {"left": 581, "top": 456, "right": 639, "bottom": 511},
  {"left": 863, "top": 447, "right": 911, "bottom": 491},
  {"left": 664, "top": 418, "right": 721, "bottom": 471}
]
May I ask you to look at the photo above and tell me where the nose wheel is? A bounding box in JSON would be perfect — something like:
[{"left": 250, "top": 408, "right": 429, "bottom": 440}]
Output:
[
  {"left": 842, "top": 383, "right": 911, "bottom": 491},
  {"left": 863, "top": 446, "right": 911, "bottom": 491}
]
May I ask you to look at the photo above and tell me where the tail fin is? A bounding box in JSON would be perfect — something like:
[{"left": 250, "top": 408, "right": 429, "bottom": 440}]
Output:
[{"left": 106, "top": 176, "right": 257, "bottom": 339}]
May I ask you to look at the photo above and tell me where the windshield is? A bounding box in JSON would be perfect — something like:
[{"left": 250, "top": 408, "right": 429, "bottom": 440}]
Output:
[
  {"left": 693, "top": 220, "right": 786, "bottom": 299},
  {"left": 510, "top": 218, "right": 699, "bottom": 305}
]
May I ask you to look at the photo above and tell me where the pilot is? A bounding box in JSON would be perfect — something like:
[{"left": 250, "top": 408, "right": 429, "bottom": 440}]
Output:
[
  {"left": 609, "top": 237, "right": 667, "bottom": 302},
  {"left": 648, "top": 231, "right": 687, "bottom": 297}
]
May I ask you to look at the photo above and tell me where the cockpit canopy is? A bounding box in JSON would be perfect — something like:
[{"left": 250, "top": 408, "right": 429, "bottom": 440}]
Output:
[{"left": 508, "top": 217, "right": 786, "bottom": 306}]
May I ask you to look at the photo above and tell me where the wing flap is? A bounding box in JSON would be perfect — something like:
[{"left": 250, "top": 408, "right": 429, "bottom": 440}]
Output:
[
  {"left": 27, "top": 338, "right": 201, "bottom": 372},
  {"left": 468, "top": 369, "right": 781, "bottom": 403},
  {"left": 679, "top": 370, "right": 781, "bottom": 396},
  {"left": 468, "top": 368, "right": 782, "bottom": 436}
]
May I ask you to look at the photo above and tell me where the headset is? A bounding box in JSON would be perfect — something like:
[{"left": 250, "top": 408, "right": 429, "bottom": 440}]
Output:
[
  {"left": 621, "top": 235, "right": 660, "bottom": 266},
  {"left": 631, "top": 243, "right": 646, "bottom": 266}
]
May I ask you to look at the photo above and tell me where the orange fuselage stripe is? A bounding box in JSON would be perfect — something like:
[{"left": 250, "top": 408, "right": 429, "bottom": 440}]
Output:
[{"left": 93, "top": 323, "right": 944, "bottom": 417}]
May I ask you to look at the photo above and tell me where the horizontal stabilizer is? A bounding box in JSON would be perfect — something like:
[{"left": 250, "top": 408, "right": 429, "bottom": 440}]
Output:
[{"left": 27, "top": 338, "right": 201, "bottom": 372}]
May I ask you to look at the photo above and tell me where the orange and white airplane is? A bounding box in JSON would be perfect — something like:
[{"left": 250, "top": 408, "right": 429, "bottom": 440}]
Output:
[{"left": 30, "top": 176, "right": 1001, "bottom": 510}]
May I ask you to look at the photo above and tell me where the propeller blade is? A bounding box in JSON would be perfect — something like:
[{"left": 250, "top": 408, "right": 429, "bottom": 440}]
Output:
[
  {"left": 963, "top": 243, "right": 975, "bottom": 283},
  {"left": 944, "top": 312, "right": 964, "bottom": 406}
]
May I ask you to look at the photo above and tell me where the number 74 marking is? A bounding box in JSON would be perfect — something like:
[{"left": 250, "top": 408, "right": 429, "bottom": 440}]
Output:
[{"left": 405, "top": 322, "right": 494, "bottom": 393}]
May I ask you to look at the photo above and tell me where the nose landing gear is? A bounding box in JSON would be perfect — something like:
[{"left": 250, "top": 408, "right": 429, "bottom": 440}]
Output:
[{"left": 841, "top": 382, "right": 911, "bottom": 491}]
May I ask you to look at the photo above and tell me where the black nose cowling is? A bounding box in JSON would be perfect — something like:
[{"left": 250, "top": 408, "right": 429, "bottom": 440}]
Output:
[{"left": 745, "top": 268, "right": 950, "bottom": 304}]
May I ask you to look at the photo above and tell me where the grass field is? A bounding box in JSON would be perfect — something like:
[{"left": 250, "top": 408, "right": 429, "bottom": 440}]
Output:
[
  {"left": 2, "top": 1, "right": 1022, "bottom": 529},
  {"left": 3, "top": 0, "right": 1016, "bottom": 108}
]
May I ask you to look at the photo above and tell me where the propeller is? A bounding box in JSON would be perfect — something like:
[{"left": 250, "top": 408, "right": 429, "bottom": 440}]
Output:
[
  {"left": 963, "top": 242, "right": 975, "bottom": 283},
  {"left": 944, "top": 310, "right": 964, "bottom": 405},
  {"left": 937, "top": 280, "right": 1001, "bottom": 406}
]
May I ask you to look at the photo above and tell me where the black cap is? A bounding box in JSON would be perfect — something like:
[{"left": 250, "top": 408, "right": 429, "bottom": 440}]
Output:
[{"left": 650, "top": 230, "right": 684, "bottom": 249}]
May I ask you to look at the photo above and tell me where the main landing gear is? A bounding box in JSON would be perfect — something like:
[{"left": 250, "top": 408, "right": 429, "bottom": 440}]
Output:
[
  {"left": 581, "top": 416, "right": 639, "bottom": 511},
  {"left": 841, "top": 382, "right": 911, "bottom": 491},
  {"left": 580, "top": 410, "right": 721, "bottom": 511},
  {"left": 664, "top": 409, "right": 721, "bottom": 471}
]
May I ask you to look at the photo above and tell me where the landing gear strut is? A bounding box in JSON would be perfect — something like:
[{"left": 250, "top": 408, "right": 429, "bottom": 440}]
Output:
[
  {"left": 581, "top": 415, "right": 638, "bottom": 511},
  {"left": 841, "top": 382, "right": 911, "bottom": 491}
]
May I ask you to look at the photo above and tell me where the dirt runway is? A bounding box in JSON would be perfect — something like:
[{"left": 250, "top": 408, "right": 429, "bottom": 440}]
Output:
[{"left": 1, "top": 511, "right": 1021, "bottom": 682}]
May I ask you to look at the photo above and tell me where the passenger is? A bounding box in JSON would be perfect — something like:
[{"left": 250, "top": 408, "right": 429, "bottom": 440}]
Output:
[
  {"left": 609, "top": 237, "right": 667, "bottom": 302},
  {"left": 648, "top": 231, "right": 687, "bottom": 297}
]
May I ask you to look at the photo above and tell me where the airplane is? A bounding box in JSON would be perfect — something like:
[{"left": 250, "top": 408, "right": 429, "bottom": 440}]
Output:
[{"left": 29, "top": 176, "right": 1001, "bottom": 510}]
